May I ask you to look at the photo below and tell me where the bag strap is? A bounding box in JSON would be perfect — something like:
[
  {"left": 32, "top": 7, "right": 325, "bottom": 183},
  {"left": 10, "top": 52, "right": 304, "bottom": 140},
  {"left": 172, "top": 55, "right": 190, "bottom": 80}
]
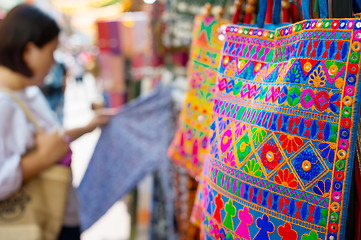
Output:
[
  {"left": 272, "top": 0, "right": 282, "bottom": 24},
  {"left": 301, "top": 0, "right": 328, "bottom": 19},
  {"left": 354, "top": 0, "right": 361, "bottom": 14},
  {"left": 0, "top": 87, "right": 43, "bottom": 133},
  {"left": 257, "top": 0, "right": 281, "bottom": 28},
  {"left": 300, "top": 0, "right": 311, "bottom": 19},
  {"left": 257, "top": 0, "right": 268, "bottom": 27},
  {"left": 318, "top": 0, "right": 328, "bottom": 18}
]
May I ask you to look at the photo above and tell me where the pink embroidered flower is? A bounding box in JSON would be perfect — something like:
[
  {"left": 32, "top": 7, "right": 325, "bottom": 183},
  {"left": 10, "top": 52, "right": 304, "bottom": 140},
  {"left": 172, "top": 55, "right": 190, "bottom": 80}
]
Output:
[
  {"left": 235, "top": 123, "right": 246, "bottom": 138},
  {"left": 224, "top": 151, "right": 236, "bottom": 167}
]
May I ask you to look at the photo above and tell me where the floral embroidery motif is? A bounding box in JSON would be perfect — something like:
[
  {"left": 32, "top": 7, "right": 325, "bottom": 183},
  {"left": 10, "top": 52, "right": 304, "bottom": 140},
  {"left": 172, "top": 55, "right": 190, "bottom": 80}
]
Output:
[
  {"left": 279, "top": 134, "right": 304, "bottom": 154},
  {"left": 260, "top": 142, "right": 281, "bottom": 170},
  {"left": 224, "top": 150, "right": 236, "bottom": 167},
  {"left": 274, "top": 168, "right": 298, "bottom": 189},
  {"left": 286, "top": 65, "right": 301, "bottom": 83},
  {"left": 328, "top": 63, "right": 338, "bottom": 75},
  {"left": 244, "top": 159, "right": 262, "bottom": 177},
  {"left": 235, "top": 123, "right": 247, "bottom": 138},
  {"left": 301, "top": 231, "right": 322, "bottom": 240},
  {"left": 303, "top": 61, "right": 312, "bottom": 73},
  {"left": 308, "top": 65, "right": 326, "bottom": 88},
  {"left": 252, "top": 128, "right": 267, "bottom": 145},
  {"left": 218, "top": 118, "right": 229, "bottom": 132},
  {"left": 211, "top": 142, "right": 219, "bottom": 159},
  {"left": 313, "top": 179, "right": 331, "bottom": 197},
  {"left": 278, "top": 222, "right": 298, "bottom": 240},
  {"left": 292, "top": 150, "right": 323, "bottom": 182},
  {"left": 318, "top": 143, "right": 336, "bottom": 164},
  {"left": 236, "top": 132, "right": 252, "bottom": 160}
]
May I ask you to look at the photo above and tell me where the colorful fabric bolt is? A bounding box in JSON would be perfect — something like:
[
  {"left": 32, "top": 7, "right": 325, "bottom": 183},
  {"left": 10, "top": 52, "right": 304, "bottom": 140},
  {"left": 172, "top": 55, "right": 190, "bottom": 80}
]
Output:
[
  {"left": 168, "top": 15, "right": 228, "bottom": 178},
  {"left": 77, "top": 88, "right": 174, "bottom": 232},
  {"left": 201, "top": 19, "right": 361, "bottom": 240}
]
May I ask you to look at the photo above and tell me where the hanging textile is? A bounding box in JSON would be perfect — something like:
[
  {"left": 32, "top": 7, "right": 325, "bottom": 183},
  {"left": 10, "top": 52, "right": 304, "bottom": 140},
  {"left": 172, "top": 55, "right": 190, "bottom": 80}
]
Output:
[
  {"left": 165, "top": 0, "right": 231, "bottom": 47},
  {"left": 174, "top": 165, "right": 201, "bottom": 240},
  {"left": 77, "top": 87, "right": 175, "bottom": 233},
  {"left": 191, "top": 156, "right": 211, "bottom": 240},
  {"left": 201, "top": 18, "right": 361, "bottom": 240},
  {"left": 151, "top": 171, "right": 172, "bottom": 240},
  {"left": 168, "top": 15, "right": 228, "bottom": 178}
]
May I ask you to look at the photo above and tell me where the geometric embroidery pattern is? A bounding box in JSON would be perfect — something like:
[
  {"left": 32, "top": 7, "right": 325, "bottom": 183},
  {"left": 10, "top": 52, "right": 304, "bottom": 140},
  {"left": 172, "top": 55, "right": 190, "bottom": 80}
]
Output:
[
  {"left": 202, "top": 19, "right": 361, "bottom": 240},
  {"left": 168, "top": 15, "right": 229, "bottom": 177}
]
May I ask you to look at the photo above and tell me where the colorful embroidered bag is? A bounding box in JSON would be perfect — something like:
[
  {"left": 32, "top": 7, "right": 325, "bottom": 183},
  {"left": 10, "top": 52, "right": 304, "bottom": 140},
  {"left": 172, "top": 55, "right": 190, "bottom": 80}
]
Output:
[
  {"left": 168, "top": 12, "right": 228, "bottom": 178},
  {"left": 190, "top": 1, "right": 249, "bottom": 228},
  {"left": 201, "top": 10, "right": 361, "bottom": 240}
]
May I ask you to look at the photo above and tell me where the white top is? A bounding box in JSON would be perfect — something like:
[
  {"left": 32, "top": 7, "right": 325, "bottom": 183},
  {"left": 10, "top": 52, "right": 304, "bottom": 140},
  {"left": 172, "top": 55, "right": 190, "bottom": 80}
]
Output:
[{"left": 0, "top": 86, "right": 79, "bottom": 226}]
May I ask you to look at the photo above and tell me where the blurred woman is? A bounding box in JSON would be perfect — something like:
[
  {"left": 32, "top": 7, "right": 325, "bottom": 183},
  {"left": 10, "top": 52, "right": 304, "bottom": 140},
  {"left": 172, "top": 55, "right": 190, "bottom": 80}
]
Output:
[{"left": 0, "top": 4, "right": 114, "bottom": 239}]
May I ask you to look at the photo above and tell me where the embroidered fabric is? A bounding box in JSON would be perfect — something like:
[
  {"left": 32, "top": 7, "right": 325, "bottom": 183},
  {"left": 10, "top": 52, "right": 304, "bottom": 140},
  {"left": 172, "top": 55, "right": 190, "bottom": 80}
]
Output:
[{"left": 201, "top": 19, "right": 361, "bottom": 240}]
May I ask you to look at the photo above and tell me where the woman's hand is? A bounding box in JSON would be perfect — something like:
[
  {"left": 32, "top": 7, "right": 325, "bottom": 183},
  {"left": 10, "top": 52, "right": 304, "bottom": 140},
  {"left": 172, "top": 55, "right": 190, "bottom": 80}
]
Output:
[
  {"left": 21, "top": 129, "right": 70, "bottom": 182},
  {"left": 64, "top": 108, "right": 117, "bottom": 142},
  {"left": 85, "top": 108, "right": 117, "bottom": 133}
]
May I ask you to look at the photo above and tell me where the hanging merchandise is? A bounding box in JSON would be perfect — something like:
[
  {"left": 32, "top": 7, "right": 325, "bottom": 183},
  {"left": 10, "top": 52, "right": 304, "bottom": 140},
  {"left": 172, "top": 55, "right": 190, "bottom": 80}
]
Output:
[
  {"left": 96, "top": 20, "right": 127, "bottom": 108},
  {"left": 200, "top": 0, "right": 361, "bottom": 239},
  {"left": 169, "top": 3, "right": 243, "bottom": 240},
  {"left": 97, "top": 53, "right": 126, "bottom": 108},
  {"left": 191, "top": 157, "right": 210, "bottom": 228},
  {"left": 118, "top": 12, "right": 150, "bottom": 58},
  {"left": 280, "top": 0, "right": 303, "bottom": 23},
  {"left": 168, "top": 3, "right": 229, "bottom": 179},
  {"left": 188, "top": 4, "right": 246, "bottom": 235},
  {"left": 151, "top": 168, "right": 176, "bottom": 240},
  {"left": 134, "top": 176, "right": 153, "bottom": 240},
  {"left": 243, "top": 0, "right": 257, "bottom": 24},
  {"left": 190, "top": 2, "right": 247, "bottom": 235},
  {"left": 77, "top": 87, "right": 175, "bottom": 234},
  {"left": 164, "top": 0, "right": 233, "bottom": 49},
  {"left": 168, "top": 5, "right": 228, "bottom": 237},
  {"left": 173, "top": 165, "right": 201, "bottom": 240}
]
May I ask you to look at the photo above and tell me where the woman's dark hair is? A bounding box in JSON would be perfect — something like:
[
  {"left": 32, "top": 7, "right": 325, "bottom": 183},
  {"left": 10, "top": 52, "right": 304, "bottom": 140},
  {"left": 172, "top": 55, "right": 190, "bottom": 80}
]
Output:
[{"left": 0, "top": 4, "right": 60, "bottom": 77}]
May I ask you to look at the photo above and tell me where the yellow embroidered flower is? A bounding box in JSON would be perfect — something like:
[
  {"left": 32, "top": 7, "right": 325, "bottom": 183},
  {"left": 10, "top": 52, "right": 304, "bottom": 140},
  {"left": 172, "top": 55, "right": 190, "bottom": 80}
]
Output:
[{"left": 308, "top": 65, "right": 326, "bottom": 88}]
